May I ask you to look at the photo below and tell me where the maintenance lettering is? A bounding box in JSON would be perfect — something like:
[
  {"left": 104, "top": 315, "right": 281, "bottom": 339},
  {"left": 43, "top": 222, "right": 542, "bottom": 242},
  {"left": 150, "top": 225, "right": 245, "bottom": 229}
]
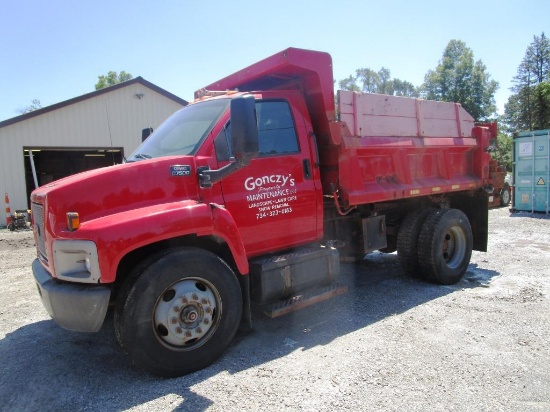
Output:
[{"left": 244, "top": 174, "right": 297, "bottom": 219}]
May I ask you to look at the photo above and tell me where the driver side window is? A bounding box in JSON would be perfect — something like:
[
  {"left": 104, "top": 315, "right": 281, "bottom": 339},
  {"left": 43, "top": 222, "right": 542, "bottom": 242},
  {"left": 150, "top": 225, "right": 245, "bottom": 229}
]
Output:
[{"left": 215, "top": 100, "right": 299, "bottom": 161}]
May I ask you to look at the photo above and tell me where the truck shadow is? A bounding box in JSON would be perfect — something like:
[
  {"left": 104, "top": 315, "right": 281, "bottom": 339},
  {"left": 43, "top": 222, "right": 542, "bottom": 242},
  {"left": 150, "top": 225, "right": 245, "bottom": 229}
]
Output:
[{"left": 0, "top": 255, "right": 499, "bottom": 412}]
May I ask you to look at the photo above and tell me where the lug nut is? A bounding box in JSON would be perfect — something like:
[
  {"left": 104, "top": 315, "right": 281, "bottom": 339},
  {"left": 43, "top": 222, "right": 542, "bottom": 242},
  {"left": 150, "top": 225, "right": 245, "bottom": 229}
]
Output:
[{"left": 192, "top": 293, "right": 199, "bottom": 300}]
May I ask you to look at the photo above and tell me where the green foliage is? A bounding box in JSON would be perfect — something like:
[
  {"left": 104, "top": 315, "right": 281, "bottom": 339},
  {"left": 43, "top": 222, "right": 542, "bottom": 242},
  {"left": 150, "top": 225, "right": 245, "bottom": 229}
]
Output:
[
  {"left": 504, "top": 33, "right": 550, "bottom": 133},
  {"left": 422, "top": 40, "right": 498, "bottom": 121},
  {"left": 17, "top": 99, "right": 42, "bottom": 114},
  {"left": 338, "top": 75, "right": 360, "bottom": 92},
  {"left": 338, "top": 68, "right": 419, "bottom": 97},
  {"left": 534, "top": 81, "right": 550, "bottom": 128},
  {"left": 95, "top": 71, "right": 133, "bottom": 90},
  {"left": 493, "top": 132, "right": 513, "bottom": 171},
  {"left": 391, "top": 79, "right": 419, "bottom": 97}
]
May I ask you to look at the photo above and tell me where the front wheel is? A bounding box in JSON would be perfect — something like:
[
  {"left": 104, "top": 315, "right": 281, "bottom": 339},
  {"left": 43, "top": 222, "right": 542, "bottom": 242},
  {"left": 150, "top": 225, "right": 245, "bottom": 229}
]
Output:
[
  {"left": 417, "top": 209, "right": 473, "bottom": 285},
  {"left": 114, "top": 248, "right": 243, "bottom": 377}
]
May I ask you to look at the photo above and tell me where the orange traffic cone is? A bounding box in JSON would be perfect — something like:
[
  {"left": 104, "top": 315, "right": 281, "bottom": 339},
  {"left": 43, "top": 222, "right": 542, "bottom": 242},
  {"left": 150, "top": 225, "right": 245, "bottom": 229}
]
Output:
[{"left": 5, "top": 193, "right": 11, "bottom": 227}]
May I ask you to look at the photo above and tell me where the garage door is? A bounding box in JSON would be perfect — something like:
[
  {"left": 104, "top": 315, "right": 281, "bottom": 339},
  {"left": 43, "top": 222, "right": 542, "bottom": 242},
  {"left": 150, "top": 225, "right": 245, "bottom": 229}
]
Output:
[{"left": 23, "top": 147, "right": 123, "bottom": 204}]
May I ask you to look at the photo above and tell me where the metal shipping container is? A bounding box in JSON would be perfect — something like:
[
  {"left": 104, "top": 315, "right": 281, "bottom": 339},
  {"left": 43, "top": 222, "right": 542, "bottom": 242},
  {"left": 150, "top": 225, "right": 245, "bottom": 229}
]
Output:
[{"left": 513, "top": 129, "right": 550, "bottom": 213}]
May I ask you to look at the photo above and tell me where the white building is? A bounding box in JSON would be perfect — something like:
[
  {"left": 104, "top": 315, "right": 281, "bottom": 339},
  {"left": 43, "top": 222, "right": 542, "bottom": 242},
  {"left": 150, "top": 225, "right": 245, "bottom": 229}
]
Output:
[{"left": 0, "top": 78, "right": 187, "bottom": 226}]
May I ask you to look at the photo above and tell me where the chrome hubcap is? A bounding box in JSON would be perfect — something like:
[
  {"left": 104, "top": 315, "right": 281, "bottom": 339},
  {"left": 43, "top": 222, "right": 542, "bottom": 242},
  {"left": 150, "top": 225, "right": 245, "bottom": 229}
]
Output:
[
  {"left": 442, "top": 226, "right": 466, "bottom": 269},
  {"left": 154, "top": 279, "right": 218, "bottom": 347}
]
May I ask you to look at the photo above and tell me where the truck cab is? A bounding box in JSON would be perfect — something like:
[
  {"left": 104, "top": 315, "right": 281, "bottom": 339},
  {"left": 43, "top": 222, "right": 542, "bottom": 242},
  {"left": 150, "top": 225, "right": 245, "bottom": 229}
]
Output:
[{"left": 205, "top": 91, "right": 323, "bottom": 256}]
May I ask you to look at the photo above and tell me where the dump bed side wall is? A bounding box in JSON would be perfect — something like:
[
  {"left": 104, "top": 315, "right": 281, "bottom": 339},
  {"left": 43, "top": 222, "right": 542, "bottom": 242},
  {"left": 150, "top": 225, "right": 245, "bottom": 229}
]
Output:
[
  {"left": 333, "top": 91, "right": 492, "bottom": 206},
  {"left": 339, "top": 91, "right": 475, "bottom": 138}
]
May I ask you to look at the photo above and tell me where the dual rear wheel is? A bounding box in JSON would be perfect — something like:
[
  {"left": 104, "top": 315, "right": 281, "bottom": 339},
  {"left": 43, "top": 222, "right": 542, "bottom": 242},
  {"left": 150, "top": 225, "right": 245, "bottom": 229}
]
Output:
[{"left": 397, "top": 208, "right": 473, "bottom": 285}]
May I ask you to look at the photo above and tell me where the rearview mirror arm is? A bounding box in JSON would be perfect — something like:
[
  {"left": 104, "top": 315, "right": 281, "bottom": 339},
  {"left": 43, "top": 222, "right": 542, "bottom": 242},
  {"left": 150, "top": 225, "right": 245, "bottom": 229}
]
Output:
[{"left": 198, "top": 158, "right": 246, "bottom": 188}]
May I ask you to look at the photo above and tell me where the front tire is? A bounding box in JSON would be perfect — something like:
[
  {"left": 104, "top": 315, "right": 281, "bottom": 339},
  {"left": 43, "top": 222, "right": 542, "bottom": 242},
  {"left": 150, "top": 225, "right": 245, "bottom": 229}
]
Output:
[
  {"left": 114, "top": 248, "right": 242, "bottom": 377},
  {"left": 417, "top": 209, "right": 473, "bottom": 285}
]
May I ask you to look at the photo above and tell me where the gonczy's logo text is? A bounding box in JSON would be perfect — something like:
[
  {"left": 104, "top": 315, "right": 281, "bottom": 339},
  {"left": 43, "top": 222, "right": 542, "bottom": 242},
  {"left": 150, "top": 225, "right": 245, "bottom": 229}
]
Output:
[{"left": 244, "top": 174, "right": 295, "bottom": 191}]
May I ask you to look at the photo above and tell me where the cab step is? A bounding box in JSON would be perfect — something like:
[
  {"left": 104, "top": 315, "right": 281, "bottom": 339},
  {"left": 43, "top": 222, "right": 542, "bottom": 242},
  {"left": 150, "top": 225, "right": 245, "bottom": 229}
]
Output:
[{"left": 262, "top": 283, "right": 348, "bottom": 318}]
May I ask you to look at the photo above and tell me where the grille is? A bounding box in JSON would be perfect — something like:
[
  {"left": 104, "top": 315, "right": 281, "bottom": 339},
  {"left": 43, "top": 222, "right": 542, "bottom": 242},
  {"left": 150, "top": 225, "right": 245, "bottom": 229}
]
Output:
[{"left": 31, "top": 202, "right": 47, "bottom": 260}]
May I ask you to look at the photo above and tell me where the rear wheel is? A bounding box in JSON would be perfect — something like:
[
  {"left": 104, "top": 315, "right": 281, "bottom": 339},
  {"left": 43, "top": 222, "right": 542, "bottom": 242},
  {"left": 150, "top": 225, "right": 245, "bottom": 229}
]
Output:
[
  {"left": 417, "top": 209, "right": 473, "bottom": 285},
  {"left": 500, "top": 184, "right": 511, "bottom": 206},
  {"left": 396, "top": 208, "right": 433, "bottom": 278},
  {"left": 114, "top": 247, "right": 242, "bottom": 377}
]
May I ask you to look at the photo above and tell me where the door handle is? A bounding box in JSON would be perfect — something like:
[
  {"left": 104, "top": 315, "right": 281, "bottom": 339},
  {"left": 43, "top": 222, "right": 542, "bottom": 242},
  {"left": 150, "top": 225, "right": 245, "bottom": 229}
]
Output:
[{"left": 303, "top": 159, "right": 311, "bottom": 179}]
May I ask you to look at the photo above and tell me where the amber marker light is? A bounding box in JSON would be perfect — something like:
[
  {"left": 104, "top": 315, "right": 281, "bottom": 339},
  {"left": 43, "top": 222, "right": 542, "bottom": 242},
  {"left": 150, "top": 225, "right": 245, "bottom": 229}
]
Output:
[{"left": 66, "top": 212, "right": 80, "bottom": 231}]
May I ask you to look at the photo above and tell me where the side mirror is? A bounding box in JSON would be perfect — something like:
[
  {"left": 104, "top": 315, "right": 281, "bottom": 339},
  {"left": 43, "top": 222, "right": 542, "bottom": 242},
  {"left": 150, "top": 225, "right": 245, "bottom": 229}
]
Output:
[
  {"left": 142, "top": 127, "right": 153, "bottom": 142},
  {"left": 231, "top": 95, "right": 259, "bottom": 165},
  {"left": 198, "top": 95, "right": 259, "bottom": 188}
]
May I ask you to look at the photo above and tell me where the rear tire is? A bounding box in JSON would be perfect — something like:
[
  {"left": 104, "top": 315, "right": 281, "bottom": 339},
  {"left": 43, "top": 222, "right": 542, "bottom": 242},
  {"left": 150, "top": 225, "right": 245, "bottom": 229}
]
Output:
[
  {"left": 114, "top": 247, "right": 242, "bottom": 377},
  {"left": 500, "top": 184, "right": 511, "bottom": 206},
  {"left": 397, "top": 208, "right": 433, "bottom": 278},
  {"left": 417, "top": 209, "right": 473, "bottom": 285}
]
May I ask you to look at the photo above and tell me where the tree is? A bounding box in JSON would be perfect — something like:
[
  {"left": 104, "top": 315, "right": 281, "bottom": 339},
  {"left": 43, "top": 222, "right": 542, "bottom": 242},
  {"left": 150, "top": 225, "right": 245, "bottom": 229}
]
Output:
[
  {"left": 504, "top": 33, "right": 550, "bottom": 132},
  {"left": 95, "top": 71, "right": 133, "bottom": 90},
  {"left": 534, "top": 82, "right": 550, "bottom": 128},
  {"left": 422, "top": 40, "right": 498, "bottom": 121},
  {"left": 356, "top": 68, "right": 381, "bottom": 93},
  {"left": 493, "top": 133, "right": 513, "bottom": 171},
  {"left": 338, "top": 68, "right": 419, "bottom": 97},
  {"left": 17, "top": 99, "right": 42, "bottom": 114},
  {"left": 391, "top": 79, "right": 419, "bottom": 97},
  {"left": 338, "top": 75, "right": 360, "bottom": 92}
]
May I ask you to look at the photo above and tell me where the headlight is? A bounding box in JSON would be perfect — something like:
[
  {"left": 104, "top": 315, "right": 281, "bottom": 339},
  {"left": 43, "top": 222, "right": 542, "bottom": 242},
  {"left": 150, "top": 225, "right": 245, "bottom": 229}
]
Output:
[{"left": 52, "top": 240, "right": 100, "bottom": 283}]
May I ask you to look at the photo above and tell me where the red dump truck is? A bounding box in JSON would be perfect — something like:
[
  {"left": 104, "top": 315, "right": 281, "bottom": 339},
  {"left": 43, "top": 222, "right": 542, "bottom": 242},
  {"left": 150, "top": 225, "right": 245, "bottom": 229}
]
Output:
[
  {"left": 30, "top": 48, "right": 494, "bottom": 377},
  {"left": 488, "top": 158, "right": 512, "bottom": 207}
]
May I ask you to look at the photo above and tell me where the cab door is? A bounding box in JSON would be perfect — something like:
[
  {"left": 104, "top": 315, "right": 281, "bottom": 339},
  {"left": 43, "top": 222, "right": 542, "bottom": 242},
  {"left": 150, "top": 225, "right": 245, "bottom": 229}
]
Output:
[{"left": 218, "top": 98, "right": 319, "bottom": 257}]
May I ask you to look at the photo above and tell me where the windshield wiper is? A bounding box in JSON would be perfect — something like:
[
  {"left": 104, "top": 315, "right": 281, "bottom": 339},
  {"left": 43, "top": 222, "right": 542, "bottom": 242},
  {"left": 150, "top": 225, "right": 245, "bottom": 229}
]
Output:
[{"left": 127, "top": 153, "right": 152, "bottom": 162}]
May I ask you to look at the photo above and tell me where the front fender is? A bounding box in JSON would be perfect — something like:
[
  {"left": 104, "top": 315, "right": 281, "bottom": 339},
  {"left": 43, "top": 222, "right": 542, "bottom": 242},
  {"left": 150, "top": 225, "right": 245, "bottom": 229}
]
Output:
[
  {"left": 209, "top": 203, "right": 249, "bottom": 275},
  {"left": 73, "top": 200, "right": 248, "bottom": 283}
]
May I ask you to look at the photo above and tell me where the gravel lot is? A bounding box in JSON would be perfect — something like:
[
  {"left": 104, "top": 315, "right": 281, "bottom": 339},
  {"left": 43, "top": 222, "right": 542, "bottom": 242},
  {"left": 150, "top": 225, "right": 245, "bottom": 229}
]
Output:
[{"left": 0, "top": 207, "right": 549, "bottom": 412}]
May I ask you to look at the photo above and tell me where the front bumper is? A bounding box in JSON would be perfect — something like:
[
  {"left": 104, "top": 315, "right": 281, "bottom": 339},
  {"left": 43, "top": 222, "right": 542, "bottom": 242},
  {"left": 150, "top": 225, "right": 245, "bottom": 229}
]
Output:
[{"left": 32, "top": 259, "right": 111, "bottom": 332}]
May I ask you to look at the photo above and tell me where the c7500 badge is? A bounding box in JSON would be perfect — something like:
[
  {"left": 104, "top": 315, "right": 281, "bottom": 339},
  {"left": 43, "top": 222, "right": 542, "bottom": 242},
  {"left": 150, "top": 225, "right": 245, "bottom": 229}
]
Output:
[{"left": 170, "top": 165, "right": 191, "bottom": 176}]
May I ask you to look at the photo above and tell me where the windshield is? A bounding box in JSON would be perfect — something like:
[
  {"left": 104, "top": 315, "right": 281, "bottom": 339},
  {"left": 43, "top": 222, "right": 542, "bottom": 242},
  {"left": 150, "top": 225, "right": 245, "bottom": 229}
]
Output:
[{"left": 127, "top": 98, "right": 230, "bottom": 162}]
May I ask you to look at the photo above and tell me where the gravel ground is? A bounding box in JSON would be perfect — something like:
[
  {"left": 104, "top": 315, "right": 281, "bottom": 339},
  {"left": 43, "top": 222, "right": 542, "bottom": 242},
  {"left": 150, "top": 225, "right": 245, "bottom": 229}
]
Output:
[{"left": 0, "top": 207, "right": 549, "bottom": 412}]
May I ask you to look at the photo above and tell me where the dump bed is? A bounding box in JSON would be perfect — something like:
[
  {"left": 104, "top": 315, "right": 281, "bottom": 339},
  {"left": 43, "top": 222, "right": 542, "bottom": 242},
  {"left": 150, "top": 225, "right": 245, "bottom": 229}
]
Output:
[{"left": 331, "top": 91, "right": 493, "bottom": 206}]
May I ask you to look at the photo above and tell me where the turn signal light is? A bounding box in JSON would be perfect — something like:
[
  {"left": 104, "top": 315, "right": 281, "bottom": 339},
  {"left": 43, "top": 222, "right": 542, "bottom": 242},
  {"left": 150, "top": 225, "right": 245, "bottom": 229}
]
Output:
[{"left": 66, "top": 212, "right": 80, "bottom": 231}]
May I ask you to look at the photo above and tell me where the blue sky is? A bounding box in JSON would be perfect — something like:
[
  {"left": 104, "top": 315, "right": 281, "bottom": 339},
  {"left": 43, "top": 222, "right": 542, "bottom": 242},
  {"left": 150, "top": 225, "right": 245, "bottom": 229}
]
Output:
[{"left": 1, "top": 0, "right": 548, "bottom": 122}]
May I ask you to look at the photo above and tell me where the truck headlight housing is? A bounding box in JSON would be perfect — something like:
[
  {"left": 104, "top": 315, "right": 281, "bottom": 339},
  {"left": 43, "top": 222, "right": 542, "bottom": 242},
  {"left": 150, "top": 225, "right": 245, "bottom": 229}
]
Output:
[{"left": 53, "top": 240, "right": 100, "bottom": 283}]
